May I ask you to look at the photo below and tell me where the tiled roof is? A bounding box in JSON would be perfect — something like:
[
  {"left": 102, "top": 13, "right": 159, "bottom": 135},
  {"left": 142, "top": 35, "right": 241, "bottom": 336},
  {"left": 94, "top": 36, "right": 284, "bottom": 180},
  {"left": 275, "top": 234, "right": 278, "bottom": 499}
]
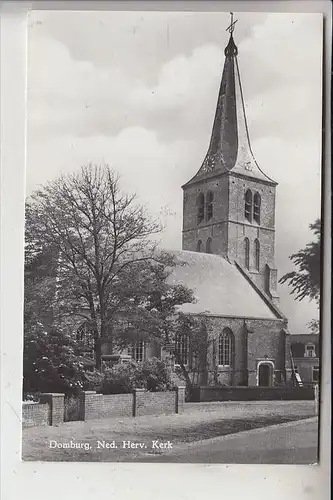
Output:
[{"left": 167, "top": 250, "right": 280, "bottom": 320}]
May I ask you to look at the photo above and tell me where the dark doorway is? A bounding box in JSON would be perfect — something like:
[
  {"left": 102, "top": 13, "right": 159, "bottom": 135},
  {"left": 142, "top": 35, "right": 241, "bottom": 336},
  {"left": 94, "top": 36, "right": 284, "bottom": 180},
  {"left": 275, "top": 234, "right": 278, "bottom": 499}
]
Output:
[{"left": 258, "top": 363, "right": 272, "bottom": 386}]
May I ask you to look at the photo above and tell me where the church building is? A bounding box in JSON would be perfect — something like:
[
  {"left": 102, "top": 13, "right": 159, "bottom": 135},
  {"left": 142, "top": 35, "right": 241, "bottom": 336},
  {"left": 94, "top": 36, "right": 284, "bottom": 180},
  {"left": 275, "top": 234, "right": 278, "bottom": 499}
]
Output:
[
  {"left": 101, "top": 22, "right": 293, "bottom": 387},
  {"left": 163, "top": 24, "right": 293, "bottom": 387}
]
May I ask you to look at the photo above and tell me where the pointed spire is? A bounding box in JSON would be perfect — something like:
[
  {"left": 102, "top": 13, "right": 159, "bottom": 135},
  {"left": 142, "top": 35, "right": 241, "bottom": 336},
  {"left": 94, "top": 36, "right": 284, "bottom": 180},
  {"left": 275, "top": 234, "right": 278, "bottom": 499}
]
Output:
[
  {"left": 225, "top": 12, "right": 238, "bottom": 57},
  {"left": 186, "top": 15, "right": 275, "bottom": 186}
]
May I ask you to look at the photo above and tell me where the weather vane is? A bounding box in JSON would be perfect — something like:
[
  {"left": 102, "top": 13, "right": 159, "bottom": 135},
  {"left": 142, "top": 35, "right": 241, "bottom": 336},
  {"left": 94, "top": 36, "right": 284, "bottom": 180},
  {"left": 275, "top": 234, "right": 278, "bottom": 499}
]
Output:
[{"left": 226, "top": 12, "right": 238, "bottom": 34}]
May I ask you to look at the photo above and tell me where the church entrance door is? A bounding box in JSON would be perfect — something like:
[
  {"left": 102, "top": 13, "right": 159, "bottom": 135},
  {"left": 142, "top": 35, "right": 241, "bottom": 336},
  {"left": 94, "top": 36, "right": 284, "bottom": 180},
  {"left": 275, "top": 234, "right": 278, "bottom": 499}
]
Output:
[{"left": 258, "top": 362, "right": 273, "bottom": 386}]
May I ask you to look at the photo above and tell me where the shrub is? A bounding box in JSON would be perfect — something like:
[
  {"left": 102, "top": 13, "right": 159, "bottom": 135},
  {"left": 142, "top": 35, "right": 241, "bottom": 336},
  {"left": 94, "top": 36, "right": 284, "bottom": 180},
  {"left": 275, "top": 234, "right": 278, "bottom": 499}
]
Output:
[
  {"left": 102, "top": 363, "right": 139, "bottom": 394},
  {"left": 138, "top": 358, "right": 173, "bottom": 392},
  {"left": 23, "top": 392, "right": 40, "bottom": 403},
  {"left": 82, "top": 370, "right": 104, "bottom": 392},
  {"left": 101, "top": 357, "right": 173, "bottom": 394},
  {"left": 23, "top": 327, "right": 87, "bottom": 395}
]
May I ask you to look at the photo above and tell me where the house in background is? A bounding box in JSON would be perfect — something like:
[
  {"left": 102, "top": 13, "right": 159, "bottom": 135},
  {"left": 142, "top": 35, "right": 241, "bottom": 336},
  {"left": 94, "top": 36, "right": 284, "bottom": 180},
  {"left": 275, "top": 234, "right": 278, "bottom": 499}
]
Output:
[{"left": 290, "top": 334, "right": 320, "bottom": 386}]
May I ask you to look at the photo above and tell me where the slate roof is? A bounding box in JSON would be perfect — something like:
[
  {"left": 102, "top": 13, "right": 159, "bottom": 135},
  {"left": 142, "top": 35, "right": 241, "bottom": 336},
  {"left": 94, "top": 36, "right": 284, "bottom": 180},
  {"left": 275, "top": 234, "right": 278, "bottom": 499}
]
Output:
[
  {"left": 167, "top": 250, "right": 280, "bottom": 320},
  {"left": 183, "top": 31, "right": 276, "bottom": 188}
]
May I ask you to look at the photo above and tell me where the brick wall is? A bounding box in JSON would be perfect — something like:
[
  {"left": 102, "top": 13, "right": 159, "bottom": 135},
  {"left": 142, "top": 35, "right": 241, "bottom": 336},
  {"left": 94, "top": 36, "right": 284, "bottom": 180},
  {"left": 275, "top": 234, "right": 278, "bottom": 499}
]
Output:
[
  {"left": 246, "top": 319, "right": 288, "bottom": 386},
  {"left": 79, "top": 388, "right": 184, "bottom": 421},
  {"left": 191, "top": 385, "right": 315, "bottom": 402},
  {"left": 176, "top": 386, "right": 186, "bottom": 413},
  {"left": 182, "top": 169, "right": 277, "bottom": 299},
  {"left": 22, "top": 389, "right": 184, "bottom": 428},
  {"left": 202, "top": 316, "right": 286, "bottom": 387},
  {"left": 22, "top": 403, "right": 50, "bottom": 428},
  {"left": 182, "top": 174, "right": 229, "bottom": 255},
  {"left": 39, "top": 393, "right": 65, "bottom": 425},
  {"left": 293, "top": 357, "right": 320, "bottom": 386},
  {"left": 79, "top": 391, "right": 133, "bottom": 421},
  {"left": 133, "top": 388, "right": 176, "bottom": 417},
  {"left": 208, "top": 316, "right": 247, "bottom": 385}
]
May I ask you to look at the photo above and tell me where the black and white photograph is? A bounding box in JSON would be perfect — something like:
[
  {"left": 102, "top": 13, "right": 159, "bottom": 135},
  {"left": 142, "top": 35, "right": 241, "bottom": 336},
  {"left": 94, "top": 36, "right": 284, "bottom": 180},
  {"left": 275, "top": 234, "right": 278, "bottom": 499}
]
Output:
[{"left": 21, "top": 9, "right": 323, "bottom": 464}]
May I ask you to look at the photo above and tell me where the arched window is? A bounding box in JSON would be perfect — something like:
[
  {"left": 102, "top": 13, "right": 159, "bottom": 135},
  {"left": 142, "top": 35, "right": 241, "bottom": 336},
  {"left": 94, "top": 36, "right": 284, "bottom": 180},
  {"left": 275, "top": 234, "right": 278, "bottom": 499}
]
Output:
[
  {"left": 197, "top": 193, "right": 205, "bottom": 224},
  {"left": 245, "top": 189, "right": 252, "bottom": 222},
  {"left": 253, "top": 192, "right": 261, "bottom": 224},
  {"left": 175, "top": 334, "right": 188, "bottom": 365},
  {"left": 244, "top": 238, "right": 250, "bottom": 270},
  {"left": 218, "top": 328, "right": 233, "bottom": 367},
  {"left": 197, "top": 240, "right": 202, "bottom": 252},
  {"left": 206, "top": 237, "right": 212, "bottom": 254},
  {"left": 206, "top": 191, "right": 214, "bottom": 221},
  {"left": 129, "top": 340, "right": 145, "bottom": 362},
  {"left": 254, "top": 239, "right": 260, "bottom": 270}
]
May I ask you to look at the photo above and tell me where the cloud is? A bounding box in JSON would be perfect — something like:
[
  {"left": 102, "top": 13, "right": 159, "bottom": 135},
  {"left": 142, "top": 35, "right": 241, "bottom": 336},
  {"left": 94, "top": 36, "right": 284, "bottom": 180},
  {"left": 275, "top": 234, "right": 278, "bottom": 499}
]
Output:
[{"left": 27, "top": 11, "right": 322, "bottom": 334}]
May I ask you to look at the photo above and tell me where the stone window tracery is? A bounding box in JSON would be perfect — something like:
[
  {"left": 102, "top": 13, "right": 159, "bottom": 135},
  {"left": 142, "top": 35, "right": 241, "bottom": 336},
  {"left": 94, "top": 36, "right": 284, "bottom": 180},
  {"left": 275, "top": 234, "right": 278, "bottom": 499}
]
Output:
[{"left": 218, "top": 328, "right": 233, "bottom": 367}]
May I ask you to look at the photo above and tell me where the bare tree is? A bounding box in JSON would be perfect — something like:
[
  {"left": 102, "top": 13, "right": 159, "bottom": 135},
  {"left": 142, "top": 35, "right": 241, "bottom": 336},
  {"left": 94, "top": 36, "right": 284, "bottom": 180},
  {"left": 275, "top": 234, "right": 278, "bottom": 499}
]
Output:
[{"left": 25, "top": 164, "right": 163, "bottom": 369}]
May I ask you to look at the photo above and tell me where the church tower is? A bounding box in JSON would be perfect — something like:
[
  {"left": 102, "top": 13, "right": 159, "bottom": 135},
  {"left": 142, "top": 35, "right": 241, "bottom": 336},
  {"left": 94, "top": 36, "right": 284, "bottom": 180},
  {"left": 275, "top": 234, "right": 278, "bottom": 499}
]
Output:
[{"left": 182, "top": 17, "right": 279, "bottom": 302}]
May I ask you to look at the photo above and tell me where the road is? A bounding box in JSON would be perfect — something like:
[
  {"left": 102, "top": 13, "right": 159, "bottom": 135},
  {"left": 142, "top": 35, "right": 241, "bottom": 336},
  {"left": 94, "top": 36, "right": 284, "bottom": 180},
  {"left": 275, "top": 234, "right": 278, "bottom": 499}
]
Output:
[{"left": 137, "top": 417, "right": 319, "bottom": 464}]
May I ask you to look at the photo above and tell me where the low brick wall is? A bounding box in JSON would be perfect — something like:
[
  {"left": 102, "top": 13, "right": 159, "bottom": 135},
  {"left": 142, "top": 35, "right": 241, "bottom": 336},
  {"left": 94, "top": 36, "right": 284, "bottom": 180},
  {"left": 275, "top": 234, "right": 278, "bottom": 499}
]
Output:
[
  {"left": 134, "top": 389, "right": 176, "bottom": 417},
  {"left": 22, "top": 403, "right": 50, "bottom": 428},
  {"left": 82, "top": 387, "right": 186, "bottom": 420},
  {"left": 190, "top": 386, "right": 315, "bottom": 402},
  {"left": 80, "top": 392, "right": 133, "bottom": 421},
  {"left": 22, "top": 393, "right": 65, "bottom": 428},
  {"left": 22, "top": 387, "right": 186, "bottom": 427},
  {"left": 39, "top": 393, "right": 65, "bottom": 425}
]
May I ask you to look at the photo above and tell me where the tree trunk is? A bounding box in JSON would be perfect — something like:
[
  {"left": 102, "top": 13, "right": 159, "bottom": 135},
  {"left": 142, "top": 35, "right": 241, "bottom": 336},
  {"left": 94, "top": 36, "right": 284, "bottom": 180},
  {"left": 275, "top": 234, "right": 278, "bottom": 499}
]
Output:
[{"left": 95, "top": 337, "right": 102, "bottom": 371}]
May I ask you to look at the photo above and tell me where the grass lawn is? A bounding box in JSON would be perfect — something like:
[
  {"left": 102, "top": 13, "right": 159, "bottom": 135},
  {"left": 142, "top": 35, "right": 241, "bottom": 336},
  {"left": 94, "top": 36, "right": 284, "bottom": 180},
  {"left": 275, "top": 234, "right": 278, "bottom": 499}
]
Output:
[{"left": 22, "top": 407, "right": 314, "bottom": 462}]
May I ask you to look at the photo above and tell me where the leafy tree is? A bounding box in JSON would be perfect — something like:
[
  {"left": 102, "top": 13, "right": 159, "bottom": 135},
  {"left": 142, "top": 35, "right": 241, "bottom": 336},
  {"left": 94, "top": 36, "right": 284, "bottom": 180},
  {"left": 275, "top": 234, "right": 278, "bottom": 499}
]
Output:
[
  {"left": 25, "top": 164, "right": 198, "bottom": 377},
  {"left": 113, "top": 258, "right": 195, "bottom": 350},
  {"left": 172, "top": 314, "right": 209, "bottom": 389},
  {"left": 279, "top": 219, "right": 321, "bottom": 335},
  {"left": 25, "top": 164, "right": 164, "bottom": 369},
  {"left": 279, "top": 219, "right": 321, "bottom": 304},
  {"left": 23, "top": 323, "right": 87, "bottom": 395},
  {"left": 101, "top": 357, "right": 173, "bottom": 394}
]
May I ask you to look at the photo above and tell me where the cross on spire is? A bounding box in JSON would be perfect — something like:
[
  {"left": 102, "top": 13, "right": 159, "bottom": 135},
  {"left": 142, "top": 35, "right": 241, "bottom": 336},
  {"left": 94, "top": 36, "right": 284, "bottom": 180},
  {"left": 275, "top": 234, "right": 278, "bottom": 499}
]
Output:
[{"left": 226, "top": 12, "right": 238, "bottom": 34}]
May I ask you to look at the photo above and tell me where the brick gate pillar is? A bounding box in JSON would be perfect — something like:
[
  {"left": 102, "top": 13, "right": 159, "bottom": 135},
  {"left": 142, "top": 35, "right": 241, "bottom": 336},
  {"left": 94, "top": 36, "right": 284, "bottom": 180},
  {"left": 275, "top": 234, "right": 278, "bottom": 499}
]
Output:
[{"left": 39, "top": 393, "right": 65, "bottom": 425}]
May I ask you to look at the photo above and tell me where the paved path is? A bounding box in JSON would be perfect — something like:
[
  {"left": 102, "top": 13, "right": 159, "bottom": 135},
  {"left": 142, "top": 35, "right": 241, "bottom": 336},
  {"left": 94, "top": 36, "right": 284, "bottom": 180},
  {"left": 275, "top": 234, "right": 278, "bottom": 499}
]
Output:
[{"left": 136, "top": 417, "right": 318, "bottom": 464}]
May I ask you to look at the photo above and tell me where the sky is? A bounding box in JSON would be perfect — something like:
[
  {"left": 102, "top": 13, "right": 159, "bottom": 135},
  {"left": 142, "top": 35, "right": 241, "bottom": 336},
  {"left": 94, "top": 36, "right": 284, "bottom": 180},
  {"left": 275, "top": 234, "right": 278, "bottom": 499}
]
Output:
[{"left": 26, "top": 10, "right": 323, "bottom": 334}]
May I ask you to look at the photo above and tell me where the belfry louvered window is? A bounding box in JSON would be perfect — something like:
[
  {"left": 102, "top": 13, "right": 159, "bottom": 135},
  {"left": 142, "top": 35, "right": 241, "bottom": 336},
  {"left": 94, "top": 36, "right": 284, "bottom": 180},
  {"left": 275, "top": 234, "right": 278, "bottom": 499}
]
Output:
[
  {"left": 197, "top": 193, "right": 205, "bottom": 224},
  {"left": 245, "top": 189, "right": 253, "bottom": 222},
  {"left": 253, "top": 192, "right": 261, "bottom": 224},
  {"left": 197, "top": 240, "right": 202, "bottom": 252},
  {"left": 206, "top": 191, "right": 214, "bottom": 221}
]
